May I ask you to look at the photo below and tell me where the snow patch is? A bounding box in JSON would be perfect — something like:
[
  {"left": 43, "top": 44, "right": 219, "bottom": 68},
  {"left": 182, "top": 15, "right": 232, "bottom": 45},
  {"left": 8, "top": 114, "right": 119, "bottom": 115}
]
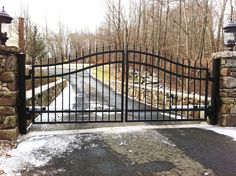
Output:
[
  {"left": 202, "top": 126, "right": 236, "bottom": 141},
  {"left": 0, "top": 134, "right": 96, "bottom": 176}
]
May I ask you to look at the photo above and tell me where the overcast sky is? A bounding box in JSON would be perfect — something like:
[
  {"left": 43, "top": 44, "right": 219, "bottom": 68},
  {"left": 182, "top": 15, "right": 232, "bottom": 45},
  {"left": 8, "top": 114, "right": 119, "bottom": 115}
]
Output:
[{"left": 1, "top": 0, "right": 105, "bottom": 32}]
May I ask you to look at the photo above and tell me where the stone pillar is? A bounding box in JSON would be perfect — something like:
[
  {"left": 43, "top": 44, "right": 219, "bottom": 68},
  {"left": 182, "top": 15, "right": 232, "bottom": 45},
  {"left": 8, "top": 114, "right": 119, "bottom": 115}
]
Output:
[
  {"left": 212, "top": 51, "right": 236, "bottom": 126},
  {"left": 0, "top": 45, "right": 20, "bottom": 140}
]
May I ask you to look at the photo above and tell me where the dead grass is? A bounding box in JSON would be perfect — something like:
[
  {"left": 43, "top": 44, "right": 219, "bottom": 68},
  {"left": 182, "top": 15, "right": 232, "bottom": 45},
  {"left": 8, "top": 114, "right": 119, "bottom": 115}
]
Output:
[{"left": 91, "top": 65, "right": 115, "bottom": 83}]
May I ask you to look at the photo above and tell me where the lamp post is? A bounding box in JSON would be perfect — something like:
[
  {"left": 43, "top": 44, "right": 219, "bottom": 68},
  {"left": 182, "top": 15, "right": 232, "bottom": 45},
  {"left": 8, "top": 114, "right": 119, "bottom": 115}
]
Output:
[
  {"left": 0, "top": 6, "right": 13, "bottom": 45},
  {"left": 223, "top": 20, "right": 236, "bottom": 51}
]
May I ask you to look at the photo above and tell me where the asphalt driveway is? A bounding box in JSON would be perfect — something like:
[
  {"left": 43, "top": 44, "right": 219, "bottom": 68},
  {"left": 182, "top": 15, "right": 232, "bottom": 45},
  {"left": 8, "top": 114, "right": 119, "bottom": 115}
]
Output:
[{"left": 1, "top": 125, "right": 236, "bottom": 176}]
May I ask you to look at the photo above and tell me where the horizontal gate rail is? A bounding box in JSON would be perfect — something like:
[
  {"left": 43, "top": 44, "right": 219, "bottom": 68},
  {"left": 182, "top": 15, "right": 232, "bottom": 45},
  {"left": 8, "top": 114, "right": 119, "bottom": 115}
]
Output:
[
  {"left": 32, "top": 61, "right": 123, "bottom": 78},
  {"left": 33, "top": 49, "right": 124, "bottom": 67},
  {"left": 128, "top": 61, "right": 208, "bottom": 80}
]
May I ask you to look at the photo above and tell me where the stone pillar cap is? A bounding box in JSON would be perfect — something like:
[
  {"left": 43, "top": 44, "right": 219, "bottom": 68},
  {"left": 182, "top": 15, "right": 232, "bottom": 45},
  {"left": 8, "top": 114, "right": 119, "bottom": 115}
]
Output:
[{"left": 212, "top": 51, "right": 236, "bottom": 59}]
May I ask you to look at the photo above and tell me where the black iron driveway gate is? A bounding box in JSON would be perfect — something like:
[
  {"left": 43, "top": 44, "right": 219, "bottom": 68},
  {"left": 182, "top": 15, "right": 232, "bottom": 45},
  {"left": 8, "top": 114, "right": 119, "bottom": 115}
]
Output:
[{"left": 23, "top": 46, "right": 215, "bottom": 125}]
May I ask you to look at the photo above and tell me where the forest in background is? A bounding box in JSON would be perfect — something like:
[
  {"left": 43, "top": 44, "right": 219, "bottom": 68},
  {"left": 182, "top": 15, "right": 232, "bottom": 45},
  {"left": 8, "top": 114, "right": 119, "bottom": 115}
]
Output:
[{"left": 10, "top": 0, "right": 236, "bottom": 65}]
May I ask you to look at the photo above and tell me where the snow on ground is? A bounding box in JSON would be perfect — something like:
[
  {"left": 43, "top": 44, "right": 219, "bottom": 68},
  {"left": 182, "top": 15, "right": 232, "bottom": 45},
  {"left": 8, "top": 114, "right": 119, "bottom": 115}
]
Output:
[
  {"left": 0, "top": 133, "right": 97, "bottom": 176},
  {"left": 202, "top": 125, "right": 236, "bottom": 141}
]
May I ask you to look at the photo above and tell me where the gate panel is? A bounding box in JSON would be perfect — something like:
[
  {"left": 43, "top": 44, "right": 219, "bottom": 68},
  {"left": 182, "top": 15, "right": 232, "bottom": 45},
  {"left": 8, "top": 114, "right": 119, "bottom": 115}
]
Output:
[
  {"left": 125, "top": 49, "right": 211, "bottom": 122},
  {"left": 28, "top": 48, "right": 124, "bottom": 123}
]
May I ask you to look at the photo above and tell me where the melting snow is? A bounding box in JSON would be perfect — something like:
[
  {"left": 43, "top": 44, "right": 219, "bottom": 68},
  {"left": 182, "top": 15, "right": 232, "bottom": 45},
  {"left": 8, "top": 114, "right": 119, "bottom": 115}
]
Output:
[
  {"left": 202, "top": 125, "right": 236, "bottom": 141},
  {"left": 0, "top": 134, "right": 95, "bottom": 176}
]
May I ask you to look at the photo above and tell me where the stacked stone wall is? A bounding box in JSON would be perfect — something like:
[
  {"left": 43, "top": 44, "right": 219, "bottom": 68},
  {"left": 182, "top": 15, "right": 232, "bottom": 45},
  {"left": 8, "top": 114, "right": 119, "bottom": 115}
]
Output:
[
  {"left": 111, "top": 81, "right": 210, "bottom": 119},
  {"left": 212, "top": 51, "right": 236, "bottom": 126},
  {"left": 0, "top": 46, "right": 19, "bottom": 140}
]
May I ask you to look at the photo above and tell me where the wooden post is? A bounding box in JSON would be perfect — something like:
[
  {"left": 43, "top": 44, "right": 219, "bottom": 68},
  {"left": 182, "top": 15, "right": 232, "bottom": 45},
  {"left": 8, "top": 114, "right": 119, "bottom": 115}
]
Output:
[{"left": 18, "top": 17, "right": 25, "bottom": 52}]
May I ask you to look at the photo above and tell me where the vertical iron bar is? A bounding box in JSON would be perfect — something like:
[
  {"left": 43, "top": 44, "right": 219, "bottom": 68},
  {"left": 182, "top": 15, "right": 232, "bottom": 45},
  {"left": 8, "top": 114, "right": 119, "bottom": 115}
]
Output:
[
  {"left": 47, "top": 56, "right": 50, "bottom": 122},
  {"left": 54, "top": 56, "right": 57, "bottom": 122},
  {"left": 32, "top": 59, "right": 35, "bottom": 123},
  {"left": 62, "top": 55, "right": 64, "bottom": 122},
  {"left": 17, "top": 53, "right": 27, "bottom": 134},
  {"left": 102, "top": 45, "right": 105, "bottom": 121},
  {"left": 138, "top": 46, "right": 142, "bottom": 120},
  {"left": 108, "top": 45, "right": 111, "bottom": 121},
  {"left": 69, "top": 55, "right": 71, "bottom": 122},
  {"left": 193, "top": 61, "right": 196, "bottom": 119},
  {"left": 89, "top": 47, "right": 91, "bottom": 122},
  {"left": 125, "top": 45, "right": 129, "bottom": 122},
  {"left": 163, "top": 58, "right": 166, "bottom": 119},
  {"left": 169, "top": 57, "right": 172, "bottom": 119},
  {"left": 187, "top": 60, "right": 190, "bottom": 119},
  {"left": 132, "top": 46, "right": 135, "bottom": 121},
  {"left": 175, "top": 58, "right": 178, "bottom": 120},
  {"left": 95, "top": 47, "right": 98, "bottom": 122},
  {"left": 204, "top": 64, "right": 209, "bottom": 120},
  {"left": 82, "top": 50, "right": 85, "bottom": 122},
  {"left": 144, "top": 48, "right": 148, "bottom": 120},
  {"left": 157, "top": 52, "right": 160, "bottom": 119},
  {"left": 199, "top": 61, "right": 202, "bottom": 119},
  {"left": 121, "top": 46, "right": 125, "bottom": 122},
  {"left": 75, "top": 51, "right": 78, "bottom": 122},
  {"left": 151, "top": 49, "right": 154, "bottom": 120},
  {"left": 211, "top": 58, "right": 220, "bottom": 125},
  {"left": 181, "top": 59, "right": 184, "bottom": 119},
  {"left": 115, "top": 46, "right": 117, "bottom": 121},
  {"left": 40, "top": 58, "right": 43, "bottom": 122}
]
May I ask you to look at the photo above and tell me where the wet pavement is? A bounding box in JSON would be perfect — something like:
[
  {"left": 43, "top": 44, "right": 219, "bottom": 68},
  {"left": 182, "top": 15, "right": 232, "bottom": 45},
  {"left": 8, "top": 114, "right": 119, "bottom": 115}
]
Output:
[{"left": 2, "top": 125, "right": 236, "bottom": 176}]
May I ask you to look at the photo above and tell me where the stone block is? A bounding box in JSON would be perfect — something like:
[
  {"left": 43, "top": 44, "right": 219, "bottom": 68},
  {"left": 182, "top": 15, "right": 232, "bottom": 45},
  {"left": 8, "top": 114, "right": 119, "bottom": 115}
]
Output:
[
  {"left": 220, "top": 68, "right": 231, "bottom": 76},
  {"left": 0, "top": 106, "right": 15, "bottom": 116},
  {"left": 231, "top": 72, "right": 236, "bottom": 77},
  {"left": 219, "top": 92, "right": 228, "bottom": 97},
  {"left": 221, "top": 97, "right": 234, "bottom": 104},
  {"left": 212, "top": 51, "right": 236, "bottom": 60},
  {"left": 0, "top": 96, "right": 16, "bottom": 106},
  {"left": 0, "top": 127, "right": 19, "bottom": 140},
  {"left": 231, "top": 105, "right": 236, "bottom": 113},
  {"left": 0, "top": 67, "right": 4, "bottom": 74},
  {"left": 7, "top": 82, "right": 17, "bottom": 91},
  {"left": 0, "top": 45, "right": 19, "bottom": 53},
  {"left": 222, "top": 77, "right": 236, "bottom": 88},
  {"left": 0, "top": 59, "right": 6, "bottom": 67},
  {"left": 225, "top": 58, "right": 236, "bottom": 67},
  {"left": 220, "top": 104, "right": 233, "bottom": 114},
  {"left": 3, "top": 115, "right": 17, "bottom": 129},
  {"left": 0, "top": 116, "right": 5, "bottom": 124},
  {"left": 1, "top": 86, "right": 9, "bottom": 92},
  {"left": 6, "top": 55, "right": 17, "bottom": 71},
  {"left": 0, "top": 71, "right": 15, "bottom": 82},
  {"left": 224, "top": 116, "right": 236, "bottom": 127},
  {"left": 2, "top": 91, "right": 17, "bottom": 97}
]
